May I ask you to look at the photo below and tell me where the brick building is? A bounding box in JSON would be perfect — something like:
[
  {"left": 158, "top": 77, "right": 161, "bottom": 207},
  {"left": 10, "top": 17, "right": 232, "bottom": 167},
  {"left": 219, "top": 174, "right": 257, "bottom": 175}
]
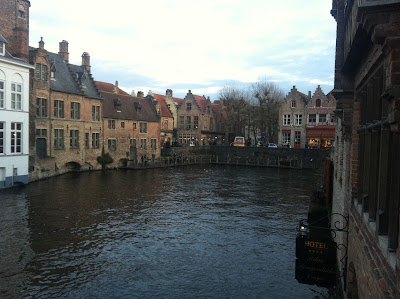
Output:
[
  {"left": 28, "top": 40, "right": 104, "bottom": 178},
  {"left": 177, "top": 90, "right": 223, "bottom": 146},
  {"left": 306, "top": 85, "right": 336, "bottom": 148},
  {"left": 0, "top": 0, "right": 30, "bottom": 62},
  {"left": 278, "top": 86, "right": 309, "bottom": 148},
  {"left": 330, "top": 0, "right": 400, "bottom": 297},
  {"left": 97, "top": 82, "right": 161, "bottom": 165},
  {"left": 150, "top": 91, "right": 174, "bottom": 148}
]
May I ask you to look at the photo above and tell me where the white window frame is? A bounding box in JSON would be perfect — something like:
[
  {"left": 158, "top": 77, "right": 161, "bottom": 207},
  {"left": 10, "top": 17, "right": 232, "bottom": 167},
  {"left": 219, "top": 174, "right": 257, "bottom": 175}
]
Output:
[
  {"left": 0, "top": 42, "right": 4, "bottom": 56},
  {"left": 0, "top": 80, "right": 4, "bottom": 108},
  {"left": 11, "top": 83, "right": 22, "bottom": 110},
  {"left": 283, "top": 132, "right": 291, "bottom": 144},
  {"left": 10, "top": 122, "right": 22, "bottom": 153},
  {"left": 295, "top": 114, "right": 302, "bottom": 126},
  {"left": 283, "top": 114, "right": 291, "bottom": 126},
  {"left": 92, "top": 105, "right": 100, "bottom": 121},
  {"left": 291, "top": 100, "right": 296, "bottom": 108}
]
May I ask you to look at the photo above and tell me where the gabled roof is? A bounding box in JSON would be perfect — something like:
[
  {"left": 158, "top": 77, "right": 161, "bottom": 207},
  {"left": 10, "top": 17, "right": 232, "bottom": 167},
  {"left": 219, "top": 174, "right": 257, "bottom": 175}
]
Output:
[
  {"left": 99, "top": 90, "right": 159, "bottom": 122},
  {"left": 158, "top": 98, "right": 173, "bottom": 118},
  {"left": 29, "top": 48, "right": 102, "bottom": 99},
  {"left": 95, "top": 81, "right": 129, "bottom": 95}
]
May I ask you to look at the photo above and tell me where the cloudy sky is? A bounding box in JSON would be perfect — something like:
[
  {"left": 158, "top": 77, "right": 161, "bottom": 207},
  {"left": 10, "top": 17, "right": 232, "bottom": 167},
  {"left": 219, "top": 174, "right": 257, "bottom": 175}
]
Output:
[{"left": 29, "top": 0, "right": 337, "bottom": 100}]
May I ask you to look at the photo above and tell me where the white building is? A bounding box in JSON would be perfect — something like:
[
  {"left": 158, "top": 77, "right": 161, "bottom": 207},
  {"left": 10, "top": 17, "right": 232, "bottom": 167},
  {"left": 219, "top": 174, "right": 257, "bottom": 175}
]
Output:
[{"left": 0, "top": 35, "right": 33, "bottom": 188}]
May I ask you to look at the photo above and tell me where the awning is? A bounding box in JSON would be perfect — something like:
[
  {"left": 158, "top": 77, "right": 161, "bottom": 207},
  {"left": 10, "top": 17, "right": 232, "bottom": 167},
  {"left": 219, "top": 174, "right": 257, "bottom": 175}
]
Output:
[{"left": 307, "top": 128, "right": 335, "bottom": 139}]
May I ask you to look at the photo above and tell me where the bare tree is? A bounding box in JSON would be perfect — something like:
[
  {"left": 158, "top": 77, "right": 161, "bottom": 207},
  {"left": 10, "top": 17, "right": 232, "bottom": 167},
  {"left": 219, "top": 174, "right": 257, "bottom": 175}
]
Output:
[
  {"left": 219, "top": 85, "right": 250, "bottom": 143},
  {"left": 250, "top": 78, "right": 284, "bottom": 144}
]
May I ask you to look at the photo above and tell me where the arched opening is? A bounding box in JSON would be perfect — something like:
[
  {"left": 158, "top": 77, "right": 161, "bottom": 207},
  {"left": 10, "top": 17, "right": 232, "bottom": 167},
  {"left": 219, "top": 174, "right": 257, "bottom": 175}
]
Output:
[{"left": 65, "top": 161, "right": 81, "bottom": 172}]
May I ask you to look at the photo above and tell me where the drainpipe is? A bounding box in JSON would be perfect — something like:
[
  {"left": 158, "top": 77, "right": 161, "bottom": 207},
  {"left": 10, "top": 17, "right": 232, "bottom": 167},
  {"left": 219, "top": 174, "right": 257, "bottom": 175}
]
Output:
[{"left": 49, "top": 90, "right": 52, "bottom": 157}]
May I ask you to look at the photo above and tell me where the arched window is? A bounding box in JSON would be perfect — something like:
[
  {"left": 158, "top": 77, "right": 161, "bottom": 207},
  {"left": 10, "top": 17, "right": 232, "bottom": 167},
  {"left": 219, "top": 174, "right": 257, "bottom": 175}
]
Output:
[{"left": 316, "top": 99, "right": 321, "bottom": 107}]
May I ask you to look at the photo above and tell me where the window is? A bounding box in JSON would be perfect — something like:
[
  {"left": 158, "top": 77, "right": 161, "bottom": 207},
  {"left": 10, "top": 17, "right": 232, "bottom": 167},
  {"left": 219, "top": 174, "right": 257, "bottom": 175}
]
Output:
[
  {"left": 92, "top": 133, "right": 100, "bottom": 149},
  {"left": 121, "top": 121, "right": 125, "bottom": 129},
  {"left": 291, "top": 100, "right": 296, "bottom": 108},
  {"left": 163, "top": 120, "right": 168, "bottom": 130},
  {"left": 11, "top": 83, "right": 22, "bottom": 110},
  {"left": 194, "top": 116, "right": 199, "bottom": 129},
  {"left": 92, "top": 105, "right": 100, "bottom": 121},
  {"left": 295, "top": 114, "right": 302, "bottom": 126},
  {"left": 35, "top": 128, "right": 47, "bottom": 137},
  {"left": 0, "top": 122, "right": 4, "bottom": 153},
  {"left": 10, "top": 123, "right": 22, "bottom": 153},
  {"left": 71, "top": 102, "right": 80, "bottom": 120},
  {"left": 0, "top": 81, "right": 4, "bottom": 108},
  {"left": 210, "top": 117, "right": 213, "bottom": 131},
  {"left": 36, "top": 64, "right": 47, "bottom": 81},
  {"left": 308, "top": 114, "right": 316, "bottom": 125},
  {"left": 179, "top": 116, "right": 184, "bottom": 129},
  {"left": 151, "top": 138, "right": 157, "bottom": 150},
  {"left": 54, "top": 100, "right": 64, "bottom": 118},
  {"left": 116, "top": 103, "right": 121, "bottom": 112},
  {"left": 319, "top": 114, "right": 327, "bottom": 124},
  {"left": 316, "top": 99, "right": 321, "bottom": 107},
  {"left": 18, "top": 5, "right": 25, "bottom": 18},
  {"left": 295, "top": 131, "right": 301, "bottom": 144},
  {"left": 0, "top": 42, "right": 4, "bottom": 56},
  {"left": 70, "top": 130, "right": 79, "bottom": 148},
  {"left": 283, "top": 132, "right": 291, "bottom": 144},
  {"left": 36, "top": 98, "right": 47, "bottom": 117},
  {"left": 283, "top": 114, "right": 291, "bottom": 126},
  {"left": 330, "top": 114, "right": 335, "bottom": 125},
  {"left": 108, "top": 139, "right": 116, "bottom": 151},
  {"left": 187, "top": 102, "right": 192, "bottom": 111},
  {"left": 167, "top": 104, "right": 171, "bottom": 110},
  {"left": 133, "top": 122, "right": 137, "bottom": 130},
  {"left": 140, "top": 122, "right": 147, "bottom": 133},
  {"left": 140, "top": 138, "right": 147, "bottom": 150},
  {"left": 186, "top": 116, "right": 191, "bottom": 129},
  {"left": 85, "top": 133, "right": 89, "bottom": 149},
  {"left": 54, "top": 129, "right": 64, "bottom": 149},
  {"left": 108, "top": 120, "right": 115, "bottom": 129}
]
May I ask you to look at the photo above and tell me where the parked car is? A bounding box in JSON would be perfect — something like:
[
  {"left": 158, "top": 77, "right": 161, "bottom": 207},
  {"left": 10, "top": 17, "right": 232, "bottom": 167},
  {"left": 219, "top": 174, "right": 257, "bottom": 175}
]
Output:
[{"left": 267, "top": 143, "right": 278, "bottom": 148}]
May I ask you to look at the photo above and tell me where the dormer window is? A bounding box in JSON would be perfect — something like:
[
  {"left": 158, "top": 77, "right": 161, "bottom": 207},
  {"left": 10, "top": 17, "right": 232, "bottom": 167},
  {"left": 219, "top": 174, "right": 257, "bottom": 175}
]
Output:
[
  {"left": 0, "top": 42, "right": 4, "bottom": 56},
  {"left": 135, "top": 102, "right": 142, "bottom": 113},
  {"left": 116, "top": 104, "right": 121, "bottom": 112},
  {"left": 114, "top": 98, "right": 121, "bottom": 112}
]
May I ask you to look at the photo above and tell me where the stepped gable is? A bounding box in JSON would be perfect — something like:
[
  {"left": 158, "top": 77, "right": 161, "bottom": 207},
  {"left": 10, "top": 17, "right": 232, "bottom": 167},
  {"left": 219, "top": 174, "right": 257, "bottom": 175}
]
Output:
[{"left": 68, "top": 64, "right": 102, "bottom": 99}]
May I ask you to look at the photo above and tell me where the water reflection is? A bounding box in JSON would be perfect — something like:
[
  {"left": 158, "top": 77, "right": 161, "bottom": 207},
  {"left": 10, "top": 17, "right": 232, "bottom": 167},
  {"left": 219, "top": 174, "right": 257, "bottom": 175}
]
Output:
[{"left": 0, "top": 165, "right": 328, "bottom": 298}]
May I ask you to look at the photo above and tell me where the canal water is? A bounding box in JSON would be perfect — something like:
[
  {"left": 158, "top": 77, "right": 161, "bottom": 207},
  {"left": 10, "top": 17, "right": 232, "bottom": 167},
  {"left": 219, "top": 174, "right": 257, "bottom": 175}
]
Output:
[{"left": 0, "top": 165, "right": 330, "bottom": 298}]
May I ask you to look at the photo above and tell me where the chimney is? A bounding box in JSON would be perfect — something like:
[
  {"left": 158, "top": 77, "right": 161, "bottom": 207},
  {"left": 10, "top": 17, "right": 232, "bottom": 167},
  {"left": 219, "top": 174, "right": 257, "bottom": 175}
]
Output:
[
  {"left": 308, "top": 91, "right": 312, "bottom": 99},
  {"left": 166, "top": 89, "right": 173, "bottom": 97},
  {"left": 39, "top": 37, "right": 45, "bottom": 50},
  {"left": 137, "top": 91, "right": 144, "bottom": 98},
  {"left": 81, "top": 52, "right": 91, "bottom": 72},
  {"left": 114, "top": 81, "right": 119, "bottom": 94},
  {"left": 59, "top": 40, "right": 69, "bottom": 63}
]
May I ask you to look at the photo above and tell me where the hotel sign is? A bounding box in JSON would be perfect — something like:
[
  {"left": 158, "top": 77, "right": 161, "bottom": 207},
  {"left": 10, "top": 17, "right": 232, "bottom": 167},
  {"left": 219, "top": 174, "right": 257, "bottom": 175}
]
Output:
[{"left": 295, "top": 233, "right": 337, "bottom": 288}]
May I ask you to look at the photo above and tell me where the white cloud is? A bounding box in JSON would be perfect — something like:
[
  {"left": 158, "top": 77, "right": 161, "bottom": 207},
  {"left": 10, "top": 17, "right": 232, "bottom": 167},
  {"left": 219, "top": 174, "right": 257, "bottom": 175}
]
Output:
[{"left": 29, "top": 0, "right": 337, "bottom": 98}]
